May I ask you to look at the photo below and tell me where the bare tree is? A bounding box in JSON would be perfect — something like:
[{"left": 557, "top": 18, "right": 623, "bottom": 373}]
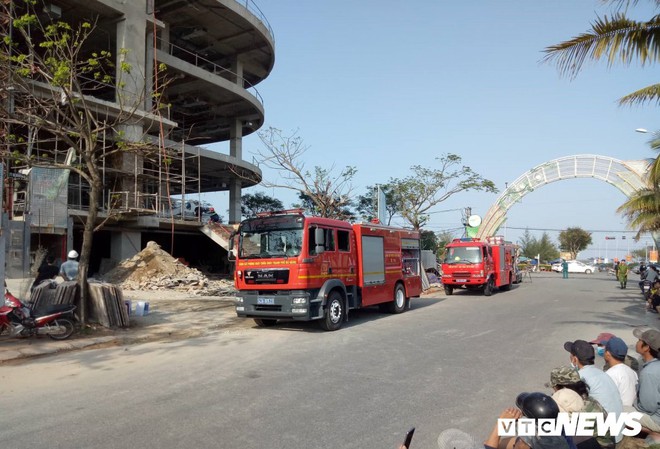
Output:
[
  {"left": 0, "top": 1, "right": 168, "bottom": 322},
  {"left": 390, "top": 154, "right": 498, "bottom": 230},
  {"left": 254, "top": 127, "right": 357, "bottom": 219}
]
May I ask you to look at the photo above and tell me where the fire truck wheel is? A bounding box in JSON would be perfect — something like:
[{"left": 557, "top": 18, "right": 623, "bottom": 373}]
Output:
[
  {"left": 484, "top": 278, "right": 494, "bottom": 296},
  {"left": 320, "top": 291, "right": 344, "bottom": 331},
  {"left": 254, "top": 319, "right": 278, "bottom": 327},
  {"left": 444, "top": 285, "right": 453, "bottom": 296},
  {"left": 389, "top": 284, "right": 406, "bottom": 314}
]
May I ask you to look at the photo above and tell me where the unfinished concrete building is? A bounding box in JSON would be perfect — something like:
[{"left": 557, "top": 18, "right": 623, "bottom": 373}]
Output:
[{"left": 3, "top": 0, "right": 274, "bottom": 277}]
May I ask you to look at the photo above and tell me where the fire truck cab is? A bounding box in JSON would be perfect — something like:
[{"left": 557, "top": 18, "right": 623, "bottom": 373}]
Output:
[{"left": 231, "top": 210, "right": 422, "bottom": 331}]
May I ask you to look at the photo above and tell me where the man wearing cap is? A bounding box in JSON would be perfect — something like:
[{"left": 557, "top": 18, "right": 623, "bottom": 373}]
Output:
[
  {"left": 630, "top": 328, "right": 660, "bottom": 433},
  {"left": 564, "top": 340, "right": 623, "bottom": 443},
  {"left": 590, "top": 332, "right": 640, "bottom": 372},
  {"left": 602, "top": 337, "right": 638, "bottom": 406}
]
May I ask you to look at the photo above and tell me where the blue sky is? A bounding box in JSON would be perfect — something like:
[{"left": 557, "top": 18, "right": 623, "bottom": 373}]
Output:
[{"left": 205, "top": 0, "right": 660, "bottom": 261}]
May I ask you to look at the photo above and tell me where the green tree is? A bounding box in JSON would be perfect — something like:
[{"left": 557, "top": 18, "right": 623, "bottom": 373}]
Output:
[
  {"left": 543, "top": 1, "right": 660, "bottom": 107},
  {"left": 254, "top": 127, "right": 357, "bottom": 219},
  {"left": 241, "top": 192, "right": 284, "bottom": 219},
  {"left": 355, "top": 184, "right": 399, "bottom": 225},
  {"left": 0, "top": 2, "right": 168, "bottom": 323},
  {"left": 558, "top": 227, "right": 593, "bottom": 260},
  {"left": 420, "top": 230, "right": 439, "bottom": 252},
  {"left": 436, "top": 230, "right": 456, "bottom": 261},
  {"left": 389, "top": 154, "right": 497, "bottom": 230},
  {"left": 518, "top": 229, "right": 560, "bottom": 262}
]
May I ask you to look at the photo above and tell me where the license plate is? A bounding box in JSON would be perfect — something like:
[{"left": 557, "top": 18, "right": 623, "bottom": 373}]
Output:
[
  {"left": 257, "top": 297, "right": 275, "bottom": 305},
  {"left": 455, "top": 279, "right": 467, "bottom": 283}
]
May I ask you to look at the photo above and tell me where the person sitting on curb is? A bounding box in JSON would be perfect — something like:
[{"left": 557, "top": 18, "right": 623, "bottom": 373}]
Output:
[
  {"left": 626, "top": 328, "right": 660, "bottom": 438},
  {"left": 564, "top": 340, "right": 623, "bottom": 444},
  {"left": 546, "top": 366, "right": 614, "bottom": 449},
  {"left": 589, "top": 332, "right": 639, "bottom": 372},
  {"left": 552, "top": 388, "right": 601, "bottom": 449},
  {"left": 484, "top": 393, "right": 572, "bottom": 449},
  {"left": 602, "top": 337, "right": 638, "bottom": 407}
]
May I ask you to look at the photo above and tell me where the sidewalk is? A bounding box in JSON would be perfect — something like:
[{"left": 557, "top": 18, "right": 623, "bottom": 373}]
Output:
[{"left": 0, "top": 286, "right": 243, "bottom": 364}]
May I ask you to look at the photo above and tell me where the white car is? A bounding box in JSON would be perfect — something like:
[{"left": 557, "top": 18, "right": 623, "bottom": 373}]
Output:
[
  {"left": 551, "top": 260, "right": 596, "bottom": 274},
  {"left": 164, "top": 199, "right": 218, "bottom": 222}
]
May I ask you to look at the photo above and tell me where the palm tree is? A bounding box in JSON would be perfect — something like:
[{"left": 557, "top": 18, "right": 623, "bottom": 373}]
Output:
[
  {"left": 543, "top": 1, "right": 660, "bottom": 106},
  {"left": 618, "top": 135, "right": 660, "bottom": 239},
  {"left": 545, "top": 1, "right": 660, "bottom": 242}
]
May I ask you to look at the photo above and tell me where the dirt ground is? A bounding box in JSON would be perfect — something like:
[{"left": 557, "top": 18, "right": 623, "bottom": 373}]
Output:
[{"left": 79, "top": 289, "right": 249, "bottom": 344}]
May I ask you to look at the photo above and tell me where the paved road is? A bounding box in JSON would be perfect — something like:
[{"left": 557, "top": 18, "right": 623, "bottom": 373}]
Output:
[{"left": 1, "top": 272, "right": 655, "bottom": 449}]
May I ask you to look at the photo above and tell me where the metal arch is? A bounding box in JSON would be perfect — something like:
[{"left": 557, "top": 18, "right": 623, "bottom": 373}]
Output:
[{"left": 476, "top": 154, "right": 653, "bottom": 239}]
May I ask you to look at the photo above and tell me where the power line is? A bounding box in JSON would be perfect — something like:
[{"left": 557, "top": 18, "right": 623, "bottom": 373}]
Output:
[{"left": 505, "top": 226, "right": 643, "bottom": 234}]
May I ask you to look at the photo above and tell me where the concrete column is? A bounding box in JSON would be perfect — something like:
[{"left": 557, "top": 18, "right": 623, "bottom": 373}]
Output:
[
  {"left": 145, "top": 29, "right": 154, "bottom": 111},
  {"left": 111, "top": 231, "right": 141, "bottom": 262},
  {"left": 229, "top": 119, "right": 242, "bottom": 159},
  {"left": 228, "top": 178, "right": 242, "bottom": 224},
  {"left": 230, "top": 56, "right": 244, "bottom": 85},
  {"left": 115, "top": 13, "right": 146, "bottom": 108},
  {"left": 116, "top": 124, "right": 144, "bottom": 208},
  {"left": 228, "top": 119, "right": 243, "bottom": 224}
]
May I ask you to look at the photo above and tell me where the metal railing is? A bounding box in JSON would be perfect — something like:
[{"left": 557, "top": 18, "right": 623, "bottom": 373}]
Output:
[
  {"left": 158, "top": 37, "right": 264, "bottom": 106},
  {"left": 240, "top": 0, "right": 275, "bottom": 42}
]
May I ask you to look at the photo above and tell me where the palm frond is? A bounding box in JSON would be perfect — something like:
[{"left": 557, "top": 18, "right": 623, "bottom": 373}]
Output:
[
  {"left": 618, "top": 83, "right": 660, "bottom": 106},
  {"left": 543, "top": 13, "right": 660, "bottom": 78},
  {"left": 602, "top": 0, "right": 660, "bottom": 9}
]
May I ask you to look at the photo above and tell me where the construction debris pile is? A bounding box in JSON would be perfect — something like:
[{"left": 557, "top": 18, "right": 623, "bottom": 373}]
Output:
[{"left": 102, "top": 241, "right": 236, "bottom": 297}]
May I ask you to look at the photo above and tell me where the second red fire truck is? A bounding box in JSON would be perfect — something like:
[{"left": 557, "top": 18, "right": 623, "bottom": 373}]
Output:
[
  {"left": 230, "top": 210, "right": 423, "bottom": 331},
  {"left": 440, "top": 236, "right": 517, "bottom": 296}
]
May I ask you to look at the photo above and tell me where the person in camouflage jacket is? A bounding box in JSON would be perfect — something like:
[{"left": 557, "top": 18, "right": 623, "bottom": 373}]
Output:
[{"left": 547, "top": 366, "right": 615, "bottom": 449}]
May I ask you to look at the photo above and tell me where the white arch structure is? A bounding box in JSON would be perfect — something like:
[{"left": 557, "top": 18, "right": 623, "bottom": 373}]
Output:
[{"left": 476, "top": 154, "right": 652, "bottom": 239}]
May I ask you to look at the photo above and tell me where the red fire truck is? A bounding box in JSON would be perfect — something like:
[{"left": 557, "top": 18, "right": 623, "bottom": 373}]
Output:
[
  {"left": 440, "top": 236, "right": 517, "bottom": 296},
  {"left": 230, "top": 210, "right": 423, "bottom": 331}
]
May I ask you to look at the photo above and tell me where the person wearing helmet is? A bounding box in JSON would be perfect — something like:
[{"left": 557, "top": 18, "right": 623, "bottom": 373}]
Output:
[
  {"left": 484, "top": 393, "right": 571, "bottom": 449},
  {"left": 59, "top": 250, "right": 80, "bottom": 281}
]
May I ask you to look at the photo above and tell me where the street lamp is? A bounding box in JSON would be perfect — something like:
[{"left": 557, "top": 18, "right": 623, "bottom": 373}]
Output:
[{"left": 636, "top": 128, "right": 649, "bottom": 133}]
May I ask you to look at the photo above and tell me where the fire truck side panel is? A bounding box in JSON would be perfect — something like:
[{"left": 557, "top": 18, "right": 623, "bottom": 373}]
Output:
[
  {"left": 353, "top": 224, "right": 422, "bottom": 306},
  {"left": 491, "top": 244, "right": 513, "bottom": 287}
]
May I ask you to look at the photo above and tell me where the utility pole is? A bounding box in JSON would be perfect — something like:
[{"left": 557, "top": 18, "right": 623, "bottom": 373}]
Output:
[{"left": 462, "top": 207, "right": 471, "bottom": 238}]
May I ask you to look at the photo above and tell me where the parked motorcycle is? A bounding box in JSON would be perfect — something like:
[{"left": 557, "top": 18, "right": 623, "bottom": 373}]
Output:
[
  {"left": 642, "top": 279, "right": 653, "bottom": 298},
  {"left": 0, "top": 288, "right": 76, "bottom": 340}
]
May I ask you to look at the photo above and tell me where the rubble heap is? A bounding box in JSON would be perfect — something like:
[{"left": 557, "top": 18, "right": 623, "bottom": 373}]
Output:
[{"left": 102, "top": 241, "right": 236, "bottom": 296}]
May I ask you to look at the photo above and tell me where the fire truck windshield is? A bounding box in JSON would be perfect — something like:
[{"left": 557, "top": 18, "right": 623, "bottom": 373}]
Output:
[
  {"left": 444, "top": 246, "right": 482, "bottom": 264},
  {"left": 239, "top": 216, "right": 304, "bottom": 259}
]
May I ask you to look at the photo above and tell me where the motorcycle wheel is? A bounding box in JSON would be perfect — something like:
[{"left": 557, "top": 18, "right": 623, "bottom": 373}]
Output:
[{"left": 47, "top": 318, "right": 75, "bottom": 340}]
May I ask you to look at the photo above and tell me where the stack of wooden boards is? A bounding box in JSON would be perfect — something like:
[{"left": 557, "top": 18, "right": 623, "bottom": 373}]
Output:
[
  {"left": 87, "top": 281, "right": 129, "bottom": 328},
  {"left": 30, "top": 280, "right": 129, "bottom": 328}
]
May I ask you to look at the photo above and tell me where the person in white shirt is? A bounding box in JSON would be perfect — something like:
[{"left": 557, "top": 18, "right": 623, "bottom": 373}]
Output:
[{"left": 602, "top": 336, "right": 638, "bottom": 406}]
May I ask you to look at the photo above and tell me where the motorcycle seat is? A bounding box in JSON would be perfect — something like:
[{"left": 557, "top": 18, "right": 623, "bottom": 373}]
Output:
[{"left": 33, "top": 304, "right": 76, "bottom": 316}]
